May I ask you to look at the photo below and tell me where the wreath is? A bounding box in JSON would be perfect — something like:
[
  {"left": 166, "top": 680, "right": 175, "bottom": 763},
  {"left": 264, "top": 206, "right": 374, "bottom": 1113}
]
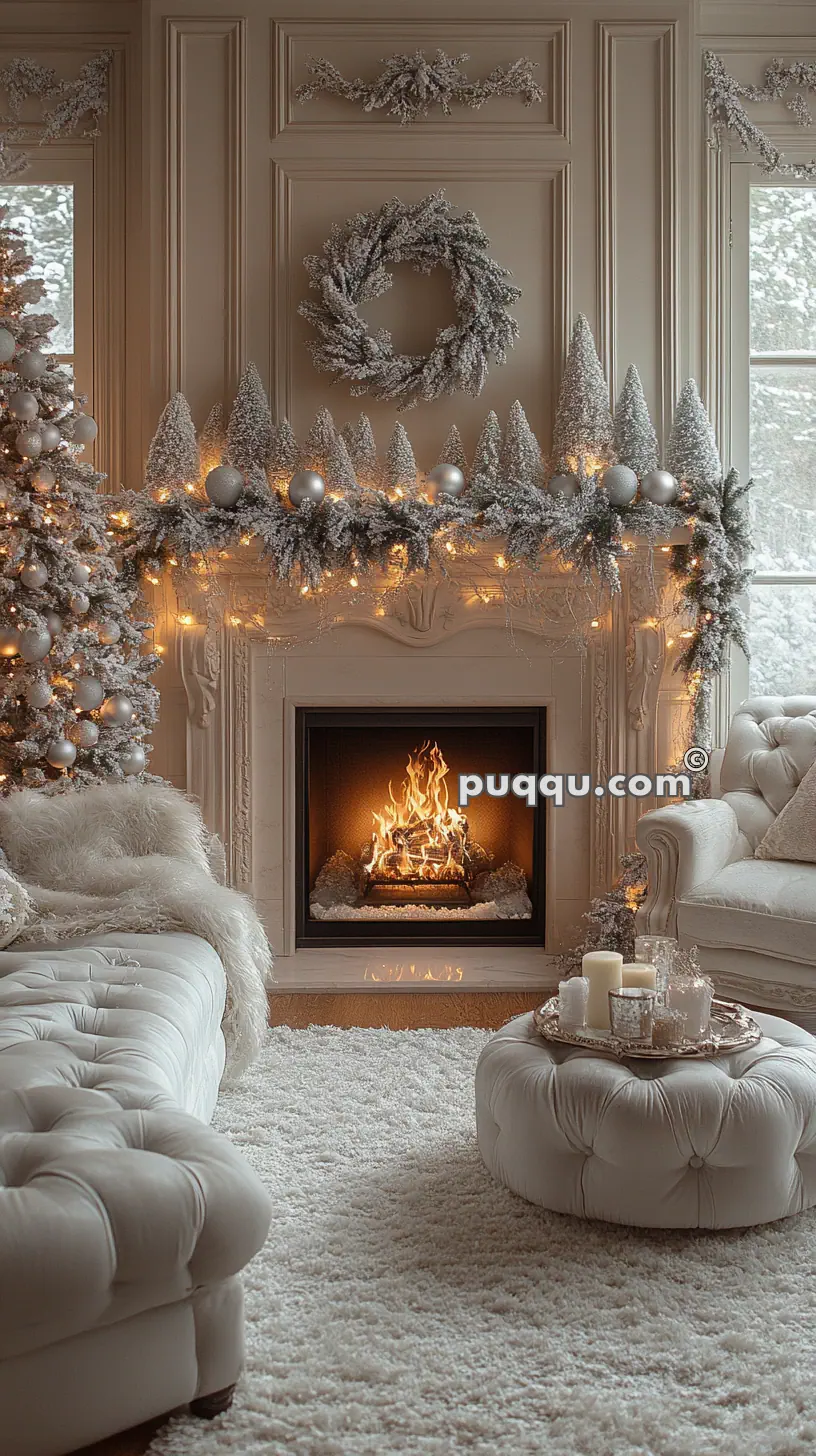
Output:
[{"left": 298, "top": 190, "right": 521, "bottom": 411}]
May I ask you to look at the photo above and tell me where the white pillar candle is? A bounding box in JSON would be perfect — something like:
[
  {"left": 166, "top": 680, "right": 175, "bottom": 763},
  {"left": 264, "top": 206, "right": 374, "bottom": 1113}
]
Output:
[
  {"left": 558, "top": 976, "right": 588, "bottom": 1031},
  {"left": 621, "top": 962, "right": 658, "bottom": 991},
  {"left": 582, "top": 951, "right": 623, "bottom": 1030}
]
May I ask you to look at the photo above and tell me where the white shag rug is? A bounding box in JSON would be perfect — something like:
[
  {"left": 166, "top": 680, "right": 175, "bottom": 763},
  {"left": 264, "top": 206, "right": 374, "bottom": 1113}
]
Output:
[{"left": 148, "top": 1024, "right": 816, "bottom": 1456}]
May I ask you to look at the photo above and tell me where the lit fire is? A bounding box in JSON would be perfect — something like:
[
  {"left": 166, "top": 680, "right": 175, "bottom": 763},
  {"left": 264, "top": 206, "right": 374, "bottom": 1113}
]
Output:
[{"left": 364, "top": 741, "right": 471, "bottom": 884}]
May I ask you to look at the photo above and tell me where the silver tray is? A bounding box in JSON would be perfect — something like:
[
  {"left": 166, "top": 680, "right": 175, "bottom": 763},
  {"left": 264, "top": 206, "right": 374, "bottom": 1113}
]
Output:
[{"left": 533, "top": 996, "right": 763, "bottom": 1060}]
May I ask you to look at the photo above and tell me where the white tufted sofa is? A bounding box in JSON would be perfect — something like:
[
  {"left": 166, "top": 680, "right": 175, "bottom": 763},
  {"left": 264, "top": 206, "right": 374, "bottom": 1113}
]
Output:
[
  {"left": 637, "top": 697, "right": 816, "bottom": 1027},
  {"left": 0, "top": 930, "right": 272, "bottom": 1456}
]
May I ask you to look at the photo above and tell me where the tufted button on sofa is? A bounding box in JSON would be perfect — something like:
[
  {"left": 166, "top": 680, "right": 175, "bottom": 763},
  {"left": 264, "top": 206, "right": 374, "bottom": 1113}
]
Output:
[
  {"left": 0, "top": 931, "right": 272, "bottom": 1456},
  {"left": 636, "top": 697, "right": 816, "bottom": 1027}
]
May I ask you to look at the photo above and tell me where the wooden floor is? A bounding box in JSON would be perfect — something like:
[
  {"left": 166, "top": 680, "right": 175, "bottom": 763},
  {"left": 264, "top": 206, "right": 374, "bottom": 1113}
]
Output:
[{"left": 68, "top": 990, "right": 539, "bottom": 1456}]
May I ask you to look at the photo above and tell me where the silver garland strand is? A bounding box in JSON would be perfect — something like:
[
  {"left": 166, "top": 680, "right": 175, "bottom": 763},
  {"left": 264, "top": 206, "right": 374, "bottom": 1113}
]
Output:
[
  {"left": 704, "top": 50, "right": 816, "bottom": 180},
  {"left": 295, "top": 50, "right": 544, "bottom": 125}
]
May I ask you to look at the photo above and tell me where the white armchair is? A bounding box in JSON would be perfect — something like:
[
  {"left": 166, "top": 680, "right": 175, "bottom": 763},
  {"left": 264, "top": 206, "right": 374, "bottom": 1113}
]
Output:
[{"left": 636, "top": 697, "right": 816, "bottom": 1029}]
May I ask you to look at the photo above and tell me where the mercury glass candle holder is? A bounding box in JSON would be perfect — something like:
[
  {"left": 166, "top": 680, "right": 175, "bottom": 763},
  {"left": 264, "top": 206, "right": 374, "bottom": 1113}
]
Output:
[
  {"left": 651, "top": 1007, "right": 685, "bottom": 1049},
  {"left": 634, "top": 934, "right": 678, "bottom": 1004},
  {"left": 608, "top": 986, "right": 656, "bottom": 1044}
]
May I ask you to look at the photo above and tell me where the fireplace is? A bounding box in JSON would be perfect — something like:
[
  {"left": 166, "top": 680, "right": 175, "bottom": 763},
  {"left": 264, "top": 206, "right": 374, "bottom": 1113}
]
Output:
[{"left": 296, "top": 708, "right": 546, "bottom": 947}]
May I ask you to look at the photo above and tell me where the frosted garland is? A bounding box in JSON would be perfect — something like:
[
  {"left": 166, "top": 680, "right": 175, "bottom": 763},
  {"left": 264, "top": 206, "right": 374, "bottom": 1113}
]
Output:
[
  {"left": 704, "top": 50, "right": 816, "bottom": 180},
  {"left": 0, "top": 51, "right": 113, "bottom": 179},
  {"left": 296, "top": 50, "right": 544, "bottom": 125}
]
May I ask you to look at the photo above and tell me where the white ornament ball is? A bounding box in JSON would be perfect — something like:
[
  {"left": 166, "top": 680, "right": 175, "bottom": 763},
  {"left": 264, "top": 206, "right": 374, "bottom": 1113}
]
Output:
[
  {"left": 73, "top": 675, "right": 105, "bottom": 711},
  {"left": 0, "top": 627, "right": 20, "bottom": 657},
  {"left": 44, "top": 611, "right": 62, "bottom": 638},
  {"left": 45, "top": 738, "right": 77, "bottom": 769},
  {"left": 18, "top": 627, "right": 52, "bottom": 662},
  {"left": 16, "top": 429, "right": 42, "bottom": 460},
  {"left": 69, "top": 592, "right": 90, "bottom": 616},
  {"left": 99, "top": 621, "right": 121, "bottom": 645},
  {"left": 204, "top": 465, "right": 244, "bottom": 508},
  {"left": 38, "top": 423, "right": 61, "bottom": 452},
  {"left": 119, "top": 743, "right": 146, "bottom": 776},
  {"left": 100, "top": 692, "right": 135, "bottom": 726},
  {"left": 31, "top": 464, "right": 55, "bottom": 493},
  {"left": 72, "top": 719, "right": 100, "bottom": 749},
  {"left": 19, "top": 560, "right": 48, "bottom": 589},
  {"left": 71, "top": 413, "right": 98, "bottom": 446},
  {"left": 640, "top": 468, "right": 679, "bottom": 505},
  {"left": 25, "top": 679, "right": 52, "bottom": 709},
  {"left": 287, "top": 470, "right": 326, "bottom": 508},
  {"left": 547, "top": 473, "right": 580, "bottom": 499},
  {"left": 70, "top": 561, "right": 91, "bottom": 587},
  {"left": 427, "top": 463, "right": 466, "bottom": 499},
  {"left": 0, "top": 327, "right": 15, "bottom": 363},
  {"left": 9, "top": 390, "right": 38, "bottom": 423},
  {"left": 601, "top": 463, "right": 639, "bottom": 506},
  {"left": 16, "top": 349, "right": 47, "bottom": 381}
]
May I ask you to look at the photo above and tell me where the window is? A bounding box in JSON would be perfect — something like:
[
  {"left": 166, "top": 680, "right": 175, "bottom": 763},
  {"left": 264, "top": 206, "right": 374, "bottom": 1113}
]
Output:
[
  {"left": 0, "top": 184, "right": 75, "bottom": 361},
  {"left": 746, "top": 185, "right": 816, "bottom": 696}
]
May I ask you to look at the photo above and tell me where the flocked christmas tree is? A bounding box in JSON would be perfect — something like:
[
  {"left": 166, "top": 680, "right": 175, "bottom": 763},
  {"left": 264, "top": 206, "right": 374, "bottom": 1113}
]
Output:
[
  {"left": 666, "top": 379, "right": 722, "bottom": 489},
  {"left": 302, "top": 407, "right": 337, "bottom": 475},
  {"left": 384, "top": 422, "right": 418, "bottom": 495},
  {"left": 551, "top": 314, "right": 615, "bottom": 474},
  {"left": 0, "top": 206, "right": 159, "bottom": 790},
  {"left": 470, "top": 410, "right": 503, "bottom": 486},
  {"left": 613, "top": 364, "right": 659, "bottom": 477},
  {"left": 342, "top": 414, "right": 380, "bottom": 487},
  {"left": 436, "top": 424, "right": 468, "bottom": 476},
  {"left": 268, "top": 418, "right": 298, "bottom": 487},
  {"left": 500, "top": 400, "right": 544, "bottom": 485},
  {"left": 198, "top": 401, "right": 225, "bottom": 477},
  {"left": 324, "top": 432, "right": 358, "bottom": 496},
  {"left": 144, "top": 392, "right": 199, "bottom": 500},
  {"left": 225, "top": 362, "right": 275, "bottom": 476}
]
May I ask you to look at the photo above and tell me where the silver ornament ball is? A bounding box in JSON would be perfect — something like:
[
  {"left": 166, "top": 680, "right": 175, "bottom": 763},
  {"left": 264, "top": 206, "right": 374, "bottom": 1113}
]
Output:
[
  {"left": 287, "top": 470, "right": 326, "bottom": 507},
  {"left": 205, "top": 465, "right": 244, "bottom": 508},
  {"left": 119, "top": 743, "right": 146, "bottom": 776},
  {"left": 427, "top": 463, "right": 466, "bottom": 499},
  {"left": 73, "top": 675, "right": 105, "bottom": 710},
  {"left": 71, "top": 413, "right": 98, "bottom": 446},
  {"left": 99, "top": 621, "right": 121, "bottom": 645},
  {"left": 0, "top": 627, "right": 20, "bottom": 657},
  {"left": 16, "top": 429, "right": 42, "bottom": 460},
  {"left": 45, "top": 738, "right": 77, "bottom": 770},
  {"left": 44, "top": 611, "right": 62, "bottom": 638},
  {"left": 640, "top": 468, "right": 678, "bottom": 505},
  {"left": 547, "top": 472, "right": 580, "bottom": 500},
  {"left": 38, "top": 423, "right": 61, "bottom": 452},
  {"left": 18, "top": 627, "right": 52, "bottom": 663},
  {"left": 9, "top": 390, "right": 38, "bottom": 423},
  {"left": 0, "top": 327, "right": 15, "bottom": 363},
  {"left": 16, "top": 349, "right": 46, "bottom": 381},
  {"left": 69, "top": 561, "right": 91, "bottom": 587},
  {"left": 25, "top": 679, "right": 52, "bottom": 709},
  {"left": 72, "top": 719, "right": 100, "bottom": 749},
  {"left": 100, "top": 692, "right": 135, "bottom": 726},
  {"left": 19, "top": 560, "right": 48, "bottom": 589},
  {"left": 601, "top": 463, "right": 639, "bottom": 506},
  {"left": 31, "top": 464, "right": 55, "bottom": 493},
  {"left": 69, "top": 592, "right": 90, "bottom": 616}
]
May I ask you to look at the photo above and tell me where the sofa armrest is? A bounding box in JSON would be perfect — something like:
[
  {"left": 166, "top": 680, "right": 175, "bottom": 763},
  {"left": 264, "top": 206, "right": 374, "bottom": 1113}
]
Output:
[{"left": 635, "top": 799, "right": 743, "bottom": 937}]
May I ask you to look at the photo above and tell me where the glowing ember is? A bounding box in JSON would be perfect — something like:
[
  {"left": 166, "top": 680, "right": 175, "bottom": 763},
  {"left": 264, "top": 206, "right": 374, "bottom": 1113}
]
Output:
[{"left": 364, "top": 740, "right": 472, "bottom": 884}]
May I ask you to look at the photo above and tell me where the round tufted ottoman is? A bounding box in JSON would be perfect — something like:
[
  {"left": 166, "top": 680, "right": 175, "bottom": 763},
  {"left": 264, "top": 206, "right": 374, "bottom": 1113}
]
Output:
[{"left": 475, "top": 1010, "right": 816, "bottom": 1228}]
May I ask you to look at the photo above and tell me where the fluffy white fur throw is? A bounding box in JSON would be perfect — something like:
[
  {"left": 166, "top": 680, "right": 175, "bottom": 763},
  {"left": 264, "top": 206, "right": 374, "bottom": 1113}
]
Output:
[{"left": 0, "top": 781, "right": 273, "bottom": 1081}]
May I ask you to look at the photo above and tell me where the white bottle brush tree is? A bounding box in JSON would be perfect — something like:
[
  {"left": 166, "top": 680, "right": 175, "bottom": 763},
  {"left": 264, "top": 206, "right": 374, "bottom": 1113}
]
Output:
[{"left": 0, "top": 206, "right": 159, "bottom": 790}]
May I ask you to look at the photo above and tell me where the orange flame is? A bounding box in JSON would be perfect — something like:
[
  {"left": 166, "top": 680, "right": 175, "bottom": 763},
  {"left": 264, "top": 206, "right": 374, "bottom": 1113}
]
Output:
[{"left": 364, "top": 741, "right": 470, "bottom": 883}]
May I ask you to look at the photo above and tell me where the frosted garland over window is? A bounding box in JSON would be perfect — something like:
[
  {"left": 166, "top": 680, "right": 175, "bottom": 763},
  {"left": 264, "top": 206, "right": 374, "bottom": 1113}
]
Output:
[{"left": 0, "top": 185, "right": 73, "bottom": 353}]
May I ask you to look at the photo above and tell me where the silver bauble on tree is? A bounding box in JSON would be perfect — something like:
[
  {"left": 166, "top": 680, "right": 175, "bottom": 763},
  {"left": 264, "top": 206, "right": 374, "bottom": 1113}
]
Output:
[
  {"left": 69, "top": 561, "right": 91, "bottom": 586},
  {"left": 25, "top": 679, "right": 52, "bottom": 709},
  {"left": 71, "top": 413, "right": 98, "bottom": 446},
  {"left": 16, "top": 348, "right": 46, "bottom": 380},
  {"left": 288, "top": 470, "right": 326, "bottom": 507},
  {"left": 640, "top": 468, "right": 678, "bottom": 505},
  {"left": 18, "top": 627, "right": 52, "bottom": 662},
  {"left": 547, "top": 473, "right": 580, "bottom": 499},
  {"left": 9, "top": 390, "right": 38, "bottom": 422},
  {"left": 119, "top": 743, "right": 146, "bottom": 776},
  {"left": 73, "top": 675, "right": 105, "bottom": 710},
  {"left": 99, "top": 621, "right": 121, "bottom": 645},
  {"left": 205, "top": 465, "right": 244, "bottom": 508},
  {"left": 45, "top": 738, "right": 77, "bottom": 769},
  {"left": 38, "top": 423, "right": 61, "bottom": 451},
  {"left": 427, "top": 463, "right": 466, "bottom": 499},
  {"left": 0, "top": 327, "right": 15, "bottom": 362},
  {"left": 69, "top": 592, "right": 90, "bottom": 616},
  {"left": 70, "top": 719, "right": 99, "bottom": 748},
  {"left": 19, "top": 560, "right": 48, "bottom": 589},
  {"left": 600, "top": 463, "right": 638, "bottom": 506},
  {"left": 16, "top": 430, "right": 42, "bottom": 460},
  {"left": 0, "top": 627, "right": 20, "bottom": 657},
  {"left": 31, "top": 465, "right": 55, "bottom": 493},
  {"left": 100, "top": 692, "right": 134, "bottom": 725},
  {"left": 44, "top": 611, "right": 62, "bottom": 637}
]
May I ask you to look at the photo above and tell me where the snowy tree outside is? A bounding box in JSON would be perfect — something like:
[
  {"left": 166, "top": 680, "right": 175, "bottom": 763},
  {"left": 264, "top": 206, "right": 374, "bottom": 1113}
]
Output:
[
  {"left": 0, "top": 186, "right": 73, "bottom": 354},
  {"left": 748, "top": 185, "right": 816, "bottom": 696}
]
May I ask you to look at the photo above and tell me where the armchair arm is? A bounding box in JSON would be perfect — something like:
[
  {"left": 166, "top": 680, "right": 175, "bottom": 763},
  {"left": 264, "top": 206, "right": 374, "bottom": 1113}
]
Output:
[{"left": 635, "top": 799, "right": 743, "bottom": 937}]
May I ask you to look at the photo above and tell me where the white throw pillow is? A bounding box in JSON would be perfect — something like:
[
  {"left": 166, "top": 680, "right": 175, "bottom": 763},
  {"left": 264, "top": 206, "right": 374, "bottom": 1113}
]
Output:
[{"left": 755, "top": 756, "right": 816, "bottom": 863}]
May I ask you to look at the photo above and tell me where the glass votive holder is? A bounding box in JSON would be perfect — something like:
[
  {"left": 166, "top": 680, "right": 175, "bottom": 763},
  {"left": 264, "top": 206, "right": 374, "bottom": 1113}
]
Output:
[
  {"left": 608, "top": 986, "right": 657, "bottom": 1044},
  {"left": 651, "top": 1007, "right": 685, "bottom": 1049},
  {"left": 667, "top": 977, "right": 713, "bottom": 1043},
  {"left": 634, "top": 935, "right": 678, "bottom": 1003},
  {"left": 558, "top": 976, "right": 588, "bottom": 1032}
]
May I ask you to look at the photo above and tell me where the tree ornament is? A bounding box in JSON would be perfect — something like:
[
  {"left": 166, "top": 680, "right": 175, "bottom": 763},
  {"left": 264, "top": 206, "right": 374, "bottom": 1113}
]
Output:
[
  {"left": 552, "top": 314, "right": 615, "bottom": 472},
  {"left": 99, "top": 621, "right": 121, "bottom": 645},
  {"left": 16, "top": 429, "right": 42, "bottom": 460},
  {"left": 471, "top": 411, "right": 502, "bottom": 486},
  {"left": 299, "top": 190, "right": 521, "bottom": 409},
  {"left": 436, "top": 425, "right": 468, "bottom": 477},
  {"left": 69, "top": 592, "right": 90, "bottom": 615},
  {"left": 44, "top": 611, "right": 62, "bottom": 637},
  {"left": 100, "top": 692, "right": 135, "bottom": 725},
  {"left": 613, "top": 364, "right": 659, "bottom": 476},
  {"left": 38, "top": 423, "right": 61, "bottom": 452},
  {"left": 385, "top": 423, "right": 417, "bottom": 493},
  {"left": 45, "top": 738, "right": 77, "bottom": 769},
  {"left": 18, "top": 627, "right": 51, "bottom": 662},
  {"left": 73, "top": 675, "right": 105, "bottom": 710},
  {"left": 145, "top": 392, "right": 199, "bottom": 493},
  {"left": 71, "top": 413, "right": 98, "bottom": 446},
  {"left": 0, "top": 627, "right": 20, "bottom": 657},
  {"left": 16, "top": 349, "right": 46, "bottom": 380},
  {"left": 25, "top": 679, "right": 52, "bottom": 709},
  {"left": 119, "top": 743, "right": 146, "bottom": 776},
  {"left": 601, "top": 464, "right": 638, "bottom": 506},
  {"left": 72, "top": 719, "right": 100, "bottom": 748},
  {"left": 428, "top": 463, "right": 466, "bottom": 498},
  {"left": 226, "top": 363, "right": 275, "bottom": 474},
  {"left": 31, "top": 464, "right": 55, "bottom": 492},
  {"left": 547, "top": 473, "right": 580, "bottom": 499},
  {"left": 666, "top": 380, "right": 722, "bottom": 489},
  {"left": 19, "top": 560, "right": 48, "bottom": 589},
  {"left": 640, "top": 469, "right": 679, "bottom": 505},
  {"left": 70, "top": 561, "right": 91, "bottom": 586},
  {"left": 288, "top": 470, "right": 326, "bottom": 507},
  {"left": 500, "top": 400, "right": 544, "bottom": 485},
  {"left": 0, "top": 327, "right": 15, "bottom": 362},
  {"left": 205, "top": 465, "right": 244, "bottom": 508},
  {"left": 9, "top": 390, "right": 38, "bottom": 422}
]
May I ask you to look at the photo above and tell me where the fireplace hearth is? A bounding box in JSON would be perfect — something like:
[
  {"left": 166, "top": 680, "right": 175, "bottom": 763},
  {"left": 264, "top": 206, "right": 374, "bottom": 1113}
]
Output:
[{"left": 296, "top": 708, "right": 546, "bottom": 947}]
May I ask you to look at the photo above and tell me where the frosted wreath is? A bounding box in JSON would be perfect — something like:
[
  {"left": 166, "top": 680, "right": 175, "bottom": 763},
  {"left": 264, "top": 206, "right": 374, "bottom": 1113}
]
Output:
[{"left": 298, "top": 191, "right": 521, "bottom": 410}]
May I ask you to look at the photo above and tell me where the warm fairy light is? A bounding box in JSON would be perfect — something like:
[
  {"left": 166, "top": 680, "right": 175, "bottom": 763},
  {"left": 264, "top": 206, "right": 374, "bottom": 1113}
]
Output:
[
  {"left": 240, "top": 535, "right": 252, "bottom": 546},
  {"left": 301, "top": 584, "right": 309, "bottom": 596},
  {"left": 329, "top": 492, "right": 343, "bottom": 501},
  {"left": 395, "top": 487, "right": 404, "bottom": 498},
  {"left": 666, "top": 637, "right": 674, "bottom": 647},
  {"left": 146, "top": 575, "right": 160, "bottom": 586},
  {"left": 349, "top": 576, "right": 358, "bottom": 588},
  {"left": 690, "top": 557, "right": 698, "bottom": 567},
  {"left": 590, "top": 618, "right": 600, "bottom": 628},
  {"left": 585, "top": 533, "right": 593, "bottom": 542},
  {"left": 704, "top": 611, "right": 713, "bottom": 621},
  {"left": 178, "top": 613, "right": 194, "bottom": 626},
  {"left": 375, "top": 605, "right": 386, "bottom": 617},
  {"left": 155, "top": 644, "right": 165, "bottom": 655},
  {"left": 154, "top": 488, "right": 170, "bottom": 503},
  {"left": 445, "top": 541, "right": 455, "bottom": 555},
  {"left": 229, "top": 615, "right": 242, "bottom": 626},
  {"left": 660, "top": 545, "right": 671, "bottom": 553},
  {"left": 184, "top": 483, "right": 196, "bottom": 494},
  {"left": 680, "top": 630, "right": 694, "bottom": 638},
  {"left": 495, "top": 554, "right": 506, "bottom": 569}
]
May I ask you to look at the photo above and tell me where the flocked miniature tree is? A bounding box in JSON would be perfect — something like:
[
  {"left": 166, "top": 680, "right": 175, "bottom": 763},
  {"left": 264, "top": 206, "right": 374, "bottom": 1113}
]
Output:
[
  {"left": 325, "top": 433, "right": 358, "bottom": 495},
  {"left": 268, "top": 418, "right": 298, "bottom": 489},
  {"left": 560, "top": 852, "right": 648, "bottom": 972},
  {"left": 613, "top": 364, "right": 659, "bottom": 477},
  {"left": 384, "top": 422, "right": 418, "bottom": 494},
  {"left": 144, "top": 392, "right": 199, "bottom": 500},
  {"left": 301, "top": 407, "right": 337, "bottom": 475},
  {"left": 666, "top": 379, "right": 723, "bottom": 489},
  {"left": 551, "top": 314, "right": 615, "bottom": 474},
  {"left": 343, "top": 414, "right": 380, "bottom": 487},
  {"left": 198, "top": 402, "right": 225, "bottom": 477},
  {"left": 470, "top": 410, "right": 502, "bottom": 486},
  {"left": 436, "top": 423, "right": 468, "bottom": 476},
  {"left": 225, "top": 362, "right": 275, "bottom": 475},
  {"left": 500, "top": 399, "right": 544, "bottom": 485},
  {"left": 0, "top": 206, "right": 158, "bottom": 789}
]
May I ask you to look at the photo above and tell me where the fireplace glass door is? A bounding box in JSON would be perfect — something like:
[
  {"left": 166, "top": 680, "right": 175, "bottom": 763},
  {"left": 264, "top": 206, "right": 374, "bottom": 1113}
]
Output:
[{"left": 296, "top": 708, "right": 546, "bottom": 946}]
